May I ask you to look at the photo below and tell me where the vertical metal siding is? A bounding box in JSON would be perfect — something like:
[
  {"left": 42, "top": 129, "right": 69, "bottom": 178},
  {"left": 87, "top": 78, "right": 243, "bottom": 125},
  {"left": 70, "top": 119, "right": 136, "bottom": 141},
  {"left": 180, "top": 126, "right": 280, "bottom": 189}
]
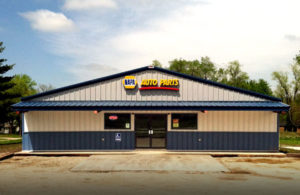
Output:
[
  {"left": 25, "top": 111, "right": 106, "bottom": 132},
  {"left": 167, "top": 132, "right": 278, "bottom": 151},
  {"left": 22, "top": 110, "right": 279, "bottom": 151},
  {"left": 22, "top": 131, "right": 135, "bottom": 151},
  {"left": 277, "top": 113, "right": 280, "bottom": 150},
  {"left": 25, "top": 111, "right": 277, "bottom": 133},
  {"left": 197, "top": 111, "right": 277, "bottom": 132},
  {"left": 34, "top": 70, "right": 265, "bottom": 101}
]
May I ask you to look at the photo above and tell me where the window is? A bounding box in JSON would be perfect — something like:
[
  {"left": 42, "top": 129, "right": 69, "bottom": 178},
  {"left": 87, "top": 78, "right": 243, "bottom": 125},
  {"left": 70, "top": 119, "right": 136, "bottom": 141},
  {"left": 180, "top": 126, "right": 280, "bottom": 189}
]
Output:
[
  {"left": 104, "top": 113, "right": 131, "bottom": 129},
  {"left": 171, "top": 114, "right": 197, "bottom": 129}
]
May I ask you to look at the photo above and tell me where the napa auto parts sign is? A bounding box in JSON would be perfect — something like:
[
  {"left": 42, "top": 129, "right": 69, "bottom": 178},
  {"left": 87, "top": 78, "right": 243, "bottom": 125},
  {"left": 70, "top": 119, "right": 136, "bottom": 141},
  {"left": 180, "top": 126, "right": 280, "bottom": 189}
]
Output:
[
  {"left": 122, "top": 76, "right": 137, "bottom": 89},
  {"left": 123, "top": 76, "right": 179, "bottom": 91}
]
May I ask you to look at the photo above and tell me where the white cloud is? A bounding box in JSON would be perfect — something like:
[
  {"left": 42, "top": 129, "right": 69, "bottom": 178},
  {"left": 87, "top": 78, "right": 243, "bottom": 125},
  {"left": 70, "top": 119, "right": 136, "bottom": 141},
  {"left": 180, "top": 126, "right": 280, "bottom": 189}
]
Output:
[
  {"left": 108, "top": 0, "right": 300, "bottom": 82},
  {"left": 285, "top": 34, "right": 300, "bottom": 42},
  {"left": 63, "top": 0, "right": 117, "bottom": 11},
  {"left": 21, "top": 9, "right": 75, "bottom": 33},
  {"left": 68, "top": 63, "right": 120, "bottom": 81},
  {"left": 38, "top": 0, "right": 300, "bottom": 87}
]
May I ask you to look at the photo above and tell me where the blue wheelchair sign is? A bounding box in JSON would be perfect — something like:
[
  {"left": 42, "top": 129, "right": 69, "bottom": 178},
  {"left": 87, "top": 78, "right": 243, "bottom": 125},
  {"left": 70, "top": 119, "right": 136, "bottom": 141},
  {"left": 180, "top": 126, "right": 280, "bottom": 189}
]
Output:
[{"left": 115, "top": 133, "right": 121, "bottom": 142}]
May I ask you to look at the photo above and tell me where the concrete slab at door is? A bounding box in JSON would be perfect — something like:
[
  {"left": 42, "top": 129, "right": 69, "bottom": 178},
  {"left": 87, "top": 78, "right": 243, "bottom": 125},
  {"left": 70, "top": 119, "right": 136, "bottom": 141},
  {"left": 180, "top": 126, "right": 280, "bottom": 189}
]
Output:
[{"left": 71, "top": 154, "right": 229, "bottom": 172}]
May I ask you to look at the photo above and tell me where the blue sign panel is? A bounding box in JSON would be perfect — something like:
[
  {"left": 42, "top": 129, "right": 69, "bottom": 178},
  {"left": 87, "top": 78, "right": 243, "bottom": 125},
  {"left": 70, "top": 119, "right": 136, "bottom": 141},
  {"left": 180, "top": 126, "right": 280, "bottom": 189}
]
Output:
[{"left": 115, "top": 133, "right": 121, "bottom": 142}]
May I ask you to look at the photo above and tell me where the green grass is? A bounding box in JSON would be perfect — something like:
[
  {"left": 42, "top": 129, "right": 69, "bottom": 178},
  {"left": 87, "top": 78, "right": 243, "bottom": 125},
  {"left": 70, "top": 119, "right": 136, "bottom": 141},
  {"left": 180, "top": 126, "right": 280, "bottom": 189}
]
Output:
[
  {"left": 0, "top": 139, "right": 22, "bottom": 145},
  {"left": 0, "top": 134, "right": 22, "bottom": 145},
  {"left": 279, "top": 147, "right": 300, "bottom": 153},
  {"left": 279, "top": 132, "right": 300, "bottom": 146},
  {"left": 0, "top": 134, "right": 21, "bottom": 138}
]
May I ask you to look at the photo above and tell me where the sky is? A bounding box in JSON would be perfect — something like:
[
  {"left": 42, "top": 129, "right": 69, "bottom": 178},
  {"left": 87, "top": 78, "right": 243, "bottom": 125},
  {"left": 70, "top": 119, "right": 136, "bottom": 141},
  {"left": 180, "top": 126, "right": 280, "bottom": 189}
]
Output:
[{"left": 0, "top": 0, "right": 300, "bottom": 88}]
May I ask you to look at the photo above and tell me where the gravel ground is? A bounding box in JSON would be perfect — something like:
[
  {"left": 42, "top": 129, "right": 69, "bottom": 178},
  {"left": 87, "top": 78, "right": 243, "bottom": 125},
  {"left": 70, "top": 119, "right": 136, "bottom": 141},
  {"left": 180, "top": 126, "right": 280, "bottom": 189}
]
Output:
[
  {"left": 0, "top": 144, "right": 21, "bottom": 153},
  {"left": 0, "top": 155, "right": 300, "bottom": 195}
]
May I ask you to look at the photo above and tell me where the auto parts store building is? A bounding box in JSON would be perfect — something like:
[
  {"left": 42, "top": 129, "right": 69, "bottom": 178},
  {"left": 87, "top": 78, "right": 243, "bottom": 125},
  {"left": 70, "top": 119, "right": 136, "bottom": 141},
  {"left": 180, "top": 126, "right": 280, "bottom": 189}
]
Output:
[{"left": 13, "top": 66, "right": 289, "bottom": 151}]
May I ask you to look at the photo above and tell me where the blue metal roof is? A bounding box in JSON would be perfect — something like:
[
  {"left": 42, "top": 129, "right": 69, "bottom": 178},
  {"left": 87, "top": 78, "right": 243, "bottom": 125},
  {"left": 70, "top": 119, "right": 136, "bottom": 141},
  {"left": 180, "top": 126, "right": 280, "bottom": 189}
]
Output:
[
  {"left": 12, "top": 101, "right": 289, "bottom": 111},
  {"left": 21, "top": 66, "right": 281, "bottom": 102}
]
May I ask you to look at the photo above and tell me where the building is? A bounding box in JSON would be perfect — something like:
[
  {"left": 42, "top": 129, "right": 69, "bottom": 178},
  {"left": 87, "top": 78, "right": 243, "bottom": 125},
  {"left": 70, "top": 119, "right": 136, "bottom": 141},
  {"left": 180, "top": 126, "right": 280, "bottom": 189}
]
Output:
[{"left": 13, "top": 66, "right": 289, "bottom": 151}]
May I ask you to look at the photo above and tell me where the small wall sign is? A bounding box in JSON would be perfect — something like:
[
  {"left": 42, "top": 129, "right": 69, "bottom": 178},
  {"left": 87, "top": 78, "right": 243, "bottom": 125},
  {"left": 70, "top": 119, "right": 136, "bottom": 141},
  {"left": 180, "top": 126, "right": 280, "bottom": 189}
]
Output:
[
  {"left": 109, "top": 115, "right": 118, "bottom": 120},
  {"left": 173, "top": 119, "right": 179, "bottom": 128},
  {"left": 122, "top": 76, "right": 137, "bottom": 89},
  {"left": 115, "top": 133, "right": 121, "bottom": 142}
]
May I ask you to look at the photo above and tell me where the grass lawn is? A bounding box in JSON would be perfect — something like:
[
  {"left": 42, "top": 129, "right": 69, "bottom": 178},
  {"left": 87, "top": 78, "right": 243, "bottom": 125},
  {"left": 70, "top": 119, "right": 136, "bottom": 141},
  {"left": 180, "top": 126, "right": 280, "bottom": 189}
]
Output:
[
  {"left": 279, "top": 147, "right": 300, "bottom": 153},
  {"left": 279, "top": 132, "right": 300, "bottom": 146},
  {"left": 0, "top": 134, "right": 22, "bottom": 145},
  {"left": 0, "top": 134, "right": 21, "bottom": 138}
]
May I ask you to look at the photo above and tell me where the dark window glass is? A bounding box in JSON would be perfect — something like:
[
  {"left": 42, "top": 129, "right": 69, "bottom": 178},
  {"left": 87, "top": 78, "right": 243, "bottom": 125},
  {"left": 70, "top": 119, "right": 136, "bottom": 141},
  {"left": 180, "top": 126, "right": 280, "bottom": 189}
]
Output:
[
  {"left": 171, "top": 114, "right": 197, "bottom": 129},
  {"left": 104, "top": 113, "right": 131, "bottom": 129}
]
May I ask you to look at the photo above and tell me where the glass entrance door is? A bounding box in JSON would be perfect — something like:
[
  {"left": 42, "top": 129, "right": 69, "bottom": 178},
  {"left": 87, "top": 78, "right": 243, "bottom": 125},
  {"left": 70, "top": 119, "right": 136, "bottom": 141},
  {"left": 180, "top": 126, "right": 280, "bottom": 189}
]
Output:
[
  {"left": 135, "top": 114, "right": 167, "bottom": 148},
  {"left": 135, "top": 115, "right": 150, "bottom": 148}
]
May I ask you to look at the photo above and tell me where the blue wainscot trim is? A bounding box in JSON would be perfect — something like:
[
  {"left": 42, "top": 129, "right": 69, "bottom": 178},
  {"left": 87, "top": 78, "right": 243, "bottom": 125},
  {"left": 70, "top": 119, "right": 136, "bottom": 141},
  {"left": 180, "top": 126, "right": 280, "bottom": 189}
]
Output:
[
  {"left": 167, "top": 132, "right": 278, "bottom": 151},
  {"left": 23, "top": 131, "right": 135, "bottom": 151}
]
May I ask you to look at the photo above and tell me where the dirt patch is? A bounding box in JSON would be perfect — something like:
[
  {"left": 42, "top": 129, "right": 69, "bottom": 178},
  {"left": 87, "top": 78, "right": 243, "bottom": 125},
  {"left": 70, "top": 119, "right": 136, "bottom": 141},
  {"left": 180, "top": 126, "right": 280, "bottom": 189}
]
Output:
[
  {"left": 218, "top": 175, "right": 247, "bottom": 181},
  {"left": 226, "top": 168, "right": 293, "bottom": 180},
  {"left": 251, "top": 172, "right": 293, "bottom": 180},
  {"left": 229, "top": 170, "right": 252, "bottom": 174},
  {"left": 234, "top": 158, "right": 293, "bottom": 164},
  {"left": 0, "top": 143, "right": 21, "bottom": 153}
]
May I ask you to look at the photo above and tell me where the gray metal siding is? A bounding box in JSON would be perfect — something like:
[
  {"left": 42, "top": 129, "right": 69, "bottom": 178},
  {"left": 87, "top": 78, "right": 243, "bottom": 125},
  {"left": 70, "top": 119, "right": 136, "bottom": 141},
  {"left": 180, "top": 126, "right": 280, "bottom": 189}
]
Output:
[
  {"left": 167, "top": 132, "right": 278, "bottom": 151},
  {"left": 22, "top": 131, "right": 135, "bottom": 151},
  {"left": 35, "top": 70, "right": 265, "bottom": 102},
  {"left": 24, "top": 111, "right": 278, "bottom": 133}
]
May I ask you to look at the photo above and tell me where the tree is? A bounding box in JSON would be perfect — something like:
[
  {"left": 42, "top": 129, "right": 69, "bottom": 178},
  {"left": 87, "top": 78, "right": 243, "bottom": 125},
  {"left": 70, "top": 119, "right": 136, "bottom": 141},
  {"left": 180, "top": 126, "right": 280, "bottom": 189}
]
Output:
[
  {"left": 37, "top": 84, "right": 55, "bottom": 93},
  {"left": 295, "top": 51, "right": 300, "bottom": 64},
  {"left": 247, "top": 79, "right": 273, "bottom": 96},
  {"left": 0, "top": 42, "right": 17, "bottom": 130},
  {"left": 216, "top": 68, "right": 228, "bottom": 83},
  {"left": 9, "top": 75, "right": 37, "bottom": 97},
  {"left": 167, "top": 57, "right": 273, "bottom": 95},
  {"left": 168, "top": 57, "right": 217, "bottom": 80},
  {"left": 226, "top": 60, "right": 249, "bottom": 89},
  {"left": 6, "top": 74, "right": 37, "bottom": 134},
  {"left": 186, "top": 60, "right": 200, "bottom": 76},
  {"left": 272, "top": 72, "right": 291, "bottom": 104},
  {"left": 272, "top": 52, "right": 300, "bottom": 131},
  {"left": 168, "top": 58, "right": 189, "bottom": 74},
  {"left": 198, "top": 56, "right": 217, "bottom": 80},
  {"left": 151, "top": 60, "right": 162, "bottom": 68}
]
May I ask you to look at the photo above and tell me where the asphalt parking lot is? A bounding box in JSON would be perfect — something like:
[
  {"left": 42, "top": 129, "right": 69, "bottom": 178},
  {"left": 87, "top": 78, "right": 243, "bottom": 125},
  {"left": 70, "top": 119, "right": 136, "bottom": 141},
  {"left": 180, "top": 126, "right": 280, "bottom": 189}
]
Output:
[{"left": 0, "top": 154, "right": 300, "bottom": 195}]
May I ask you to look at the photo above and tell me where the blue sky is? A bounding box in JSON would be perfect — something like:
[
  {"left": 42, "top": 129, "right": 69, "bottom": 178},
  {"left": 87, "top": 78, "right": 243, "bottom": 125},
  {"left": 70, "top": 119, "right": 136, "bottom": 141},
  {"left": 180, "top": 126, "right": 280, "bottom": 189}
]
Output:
[{"left": 1, "top": 0, "right": 300, "bottom": 88}]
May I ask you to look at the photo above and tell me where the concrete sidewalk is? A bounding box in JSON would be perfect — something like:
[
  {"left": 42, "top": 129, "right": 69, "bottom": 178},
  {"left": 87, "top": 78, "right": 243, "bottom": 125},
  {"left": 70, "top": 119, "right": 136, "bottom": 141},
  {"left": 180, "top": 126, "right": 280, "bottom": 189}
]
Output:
[
  {"left": 282, "top": 146, "right": 300, "bottom": 151},
  {"left": 15, "top": 150, "right": 286, "bottom": 157},
  {"left": 71, "top": 154, "right": 229, "bottom": 173}
]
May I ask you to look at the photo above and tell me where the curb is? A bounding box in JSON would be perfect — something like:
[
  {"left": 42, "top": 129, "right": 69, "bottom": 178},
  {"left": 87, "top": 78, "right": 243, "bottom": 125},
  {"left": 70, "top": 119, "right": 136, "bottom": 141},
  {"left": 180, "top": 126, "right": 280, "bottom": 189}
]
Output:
[
  {"left": 0, "top": 153, "right": 14, "bottom": 161},
  {"left": 286, "top": 153, "right": 300, "bottom": 157},
  {"left": 15, "top": 153, "right": 91, "bottom": 157},
  {"left": 14, "top": 151, "right": 287, "bottom": 158}
]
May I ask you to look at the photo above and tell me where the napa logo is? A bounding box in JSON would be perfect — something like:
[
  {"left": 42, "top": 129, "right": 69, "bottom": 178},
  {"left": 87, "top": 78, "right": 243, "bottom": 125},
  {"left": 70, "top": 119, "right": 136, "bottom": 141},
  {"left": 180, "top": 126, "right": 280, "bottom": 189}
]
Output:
[{"left": 122, "top": 76, "right": 137, "bottom": 89}]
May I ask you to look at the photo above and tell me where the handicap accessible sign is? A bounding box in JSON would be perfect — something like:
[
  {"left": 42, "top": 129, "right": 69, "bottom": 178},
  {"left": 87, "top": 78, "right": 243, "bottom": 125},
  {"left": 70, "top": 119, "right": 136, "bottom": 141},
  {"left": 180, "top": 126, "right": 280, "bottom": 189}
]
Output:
[{"left": 115, "top": 133, "right": 121, "bottom": 142}]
